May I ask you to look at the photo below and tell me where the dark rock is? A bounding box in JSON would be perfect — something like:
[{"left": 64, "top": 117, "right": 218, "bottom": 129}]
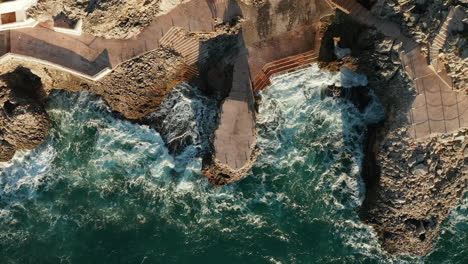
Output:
[
  {"left": 326, "top": 84, "right": 371, "bottom": 112},
  {"left": 0, "top": 140, "right": 15, "bottom": 162},
  {"left": 2, "top": 103, "right": 50, "bottom": 150},
  {"left": 0, "top": 67, "right": 51, "bottom": 161}
]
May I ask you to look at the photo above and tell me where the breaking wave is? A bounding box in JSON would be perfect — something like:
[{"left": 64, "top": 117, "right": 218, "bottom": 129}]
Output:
[{"left": 0, "top": 65, "right": 465, "bottom": 263}]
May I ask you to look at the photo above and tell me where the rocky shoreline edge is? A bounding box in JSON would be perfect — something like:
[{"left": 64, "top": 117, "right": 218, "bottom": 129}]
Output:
[
  {"left": 322, "top": 9, "right": 467, "bottom": 256},
  {"left": 0, "top": 0, "right": 466, "bottom": 257}
]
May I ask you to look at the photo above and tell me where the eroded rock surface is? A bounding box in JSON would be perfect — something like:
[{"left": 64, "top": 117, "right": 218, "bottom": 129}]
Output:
[
  {"left": 1, "top": 48, "right": 186, "bottom": 120},
  {"left": 323, "top": 9, "right": 466, "bottom": 256},
  {"left": 28, "top": 0, "right": 190, "bottom": 39},
  {"left": 92, "top": 49, "right": 186, "bottom": 119},
  {"left": 362, "top": 127, "right": 467, "bottom": 256},
  {"left": 0, "top": 68, "right": 50, "bottom": 161},
  {"left": 202, "top": 146, "right": 261, "bottom": 187}
]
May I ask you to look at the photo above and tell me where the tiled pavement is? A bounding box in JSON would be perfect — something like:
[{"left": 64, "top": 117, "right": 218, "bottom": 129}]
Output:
[{"left": 401, "top": 47, "right": 468, "bottom": 138}]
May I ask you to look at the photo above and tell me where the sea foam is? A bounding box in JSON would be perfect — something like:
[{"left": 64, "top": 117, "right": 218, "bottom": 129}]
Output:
[{"left": 0, "top": 67, "right": 464, "bottom": 263}]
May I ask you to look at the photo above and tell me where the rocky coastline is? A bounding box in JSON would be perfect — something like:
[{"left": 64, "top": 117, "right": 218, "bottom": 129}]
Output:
[
  {"left": 319, "top": 4, "right": 467, "bottom": 255},
  {"left": 0, "top": 0, "right": 466, "bottom": 257}
]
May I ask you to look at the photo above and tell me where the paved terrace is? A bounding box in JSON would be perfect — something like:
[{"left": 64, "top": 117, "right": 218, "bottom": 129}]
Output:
[
  {"left": 0, "top": 0, "right": 238, "bottom": 80},
  {"left": 328, "top": 0, "right": 468, "bottom": 138}
]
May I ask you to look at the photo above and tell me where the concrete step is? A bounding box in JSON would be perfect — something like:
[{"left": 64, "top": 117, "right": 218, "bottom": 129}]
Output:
[
  {"left": 174, "top": 39, "right": 199, "bottom": 53},
  {"left": 159, "top": 27, "right": 179, "bottom": 45}
]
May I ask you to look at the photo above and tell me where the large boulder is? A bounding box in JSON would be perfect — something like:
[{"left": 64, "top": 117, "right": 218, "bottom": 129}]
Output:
[
  {"left": 0, "top": 68, "right": 51, "bottom": 161},
  {"left": 2, "top": 103, "right": 50, "bottom": 150}
]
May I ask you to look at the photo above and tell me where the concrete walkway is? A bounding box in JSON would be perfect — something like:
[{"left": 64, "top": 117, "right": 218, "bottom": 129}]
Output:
[
  {"left": 429, "top": 6, "right": 465, "bottom": 74},
  {"left": 1, "top": 0, "right": 237, "bottom": 80},
  {"left": 328, "top": 0, "right": 467, "bottom": 138},
  {"left": 214, "top": 55, "right": 256, "bottom": 170}
]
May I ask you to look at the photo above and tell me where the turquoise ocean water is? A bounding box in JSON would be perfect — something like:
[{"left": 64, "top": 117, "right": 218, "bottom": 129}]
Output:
[{"left": 0, "top": 65, "right": 466, "bottom": 263}]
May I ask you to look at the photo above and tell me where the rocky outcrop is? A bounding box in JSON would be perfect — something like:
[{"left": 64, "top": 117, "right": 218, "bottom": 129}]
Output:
[
  {"left": 0, "top": 68, "right": 50, "bottom": 161},
  {"left": 375, "top": 1, "right": 467, "bottom": 92},
  {"left": 356, "top": 22, "right": 466, "bottom": 258},
  {"left": 362, "top": 127, "right": 467, "bottom": 256},
  {"left": 0, "top": 140, "right": 15, "bottom": 162},
  {"left": 202, "top": 146, "right": 261, "bottom": 187},
  {"left": 322, "top": 8, "right": 466, "bottom": 256},
  {"left": 27, "top": 0, "right": 188, "bottom": 39},
  {"left": 91, "top": 49, "right": 187, "bottom": 119},
  {"left": 326, "top": 84, "right": 371, "bottom": 112},
  {"left": 0, "top": 48, "right": 194, "bottom": 160},
  {"left": 1, "top": 48, "right": 187, "bottom": 120}
]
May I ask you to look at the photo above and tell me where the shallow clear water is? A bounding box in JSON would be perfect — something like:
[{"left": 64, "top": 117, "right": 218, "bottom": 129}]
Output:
[{"left": 0, "top": 65, "right": 466, "bottom": 263}]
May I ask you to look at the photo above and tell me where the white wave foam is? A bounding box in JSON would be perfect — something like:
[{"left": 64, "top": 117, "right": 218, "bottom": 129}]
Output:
[
  {"left": 0, "top": 144, "right": 56, "bottom": 199},
  {"left": 256, "top": 63, "right": 390, "bottom": 260},
  {"left": 2, "top": 66, "right": 453, "bottom": 264}
]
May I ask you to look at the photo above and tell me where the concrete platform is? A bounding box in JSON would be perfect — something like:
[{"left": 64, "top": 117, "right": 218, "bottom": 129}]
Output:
[{"left": 214, "top": 55, "right": 256, "bottom": 170}]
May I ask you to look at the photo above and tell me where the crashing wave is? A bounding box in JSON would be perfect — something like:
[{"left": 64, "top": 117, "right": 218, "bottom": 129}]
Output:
[{"left": 0, "top": 66, "right": 464, "bottom": 263}]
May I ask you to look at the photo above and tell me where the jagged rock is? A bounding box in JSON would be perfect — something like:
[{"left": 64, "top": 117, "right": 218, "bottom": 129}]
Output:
[
  {"left": 91, "top": 49, "right": 187, "bottom": 119},
  {"left": 352, "top": 22, "right": 466, "bottom": 256},
  {"left": 412, "top": 163, "right": 428, "bottom": 176},
  {"left": 375, "top": 38, "right": 393, "bottom": 54},
  {"left": 326, "top": 85, "right": 371, "bottom": 112},
  {"left": 202, "top": 146, "right": 261, "bottom": 187},
  {"left": 2, "top": 103, "right": 50, "bottom": 150},
  {"left": 0, "top": 81, "right": 10, "bottom": 104},
  {"left": 27, "top": 0, "right": 180, "bottom": 39},
  {"left": 0, "top": 68, "right": 51, "bottom": 161},
  {"left": 0, "top": 140, "right": 15, "bottom": 162}
]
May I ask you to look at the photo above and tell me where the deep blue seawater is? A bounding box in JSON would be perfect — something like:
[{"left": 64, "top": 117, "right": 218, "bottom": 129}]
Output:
[{"left": 0, "top": 65, "right": 466, "bottom": 263}]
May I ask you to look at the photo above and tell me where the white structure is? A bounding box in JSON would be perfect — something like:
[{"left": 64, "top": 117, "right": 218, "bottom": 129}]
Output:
[{"left": 0, "top": 0, "right": 38, "bottom": 31}]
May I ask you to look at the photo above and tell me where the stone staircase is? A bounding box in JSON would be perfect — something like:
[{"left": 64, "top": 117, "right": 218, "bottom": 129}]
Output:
[
  {"left": 160, "top": 27, "right": 209, "bottom": 66},
  {"left": 180, "top": 64, "right": 200, "bottom": 80},
  {"left": 429, "top": 7, "right": 456, "bottom": 73},
  {"left": 253, "top": 50, "right": 318, "bottom": 92}
]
